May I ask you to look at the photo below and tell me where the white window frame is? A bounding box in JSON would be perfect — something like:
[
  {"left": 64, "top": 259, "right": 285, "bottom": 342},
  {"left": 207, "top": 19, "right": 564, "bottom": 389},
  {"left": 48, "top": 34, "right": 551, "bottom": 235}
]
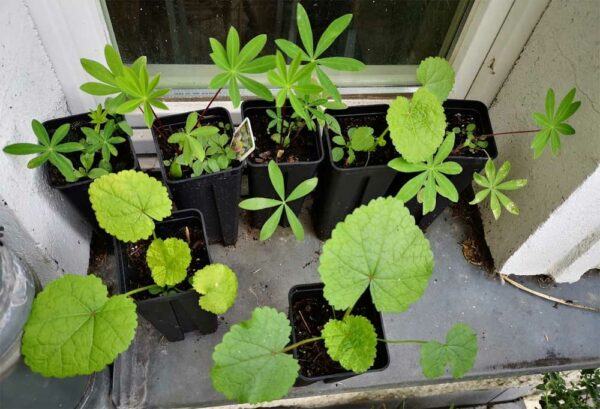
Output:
[{"left": 26, "top": 0, "right": 547, "bottom": 124}]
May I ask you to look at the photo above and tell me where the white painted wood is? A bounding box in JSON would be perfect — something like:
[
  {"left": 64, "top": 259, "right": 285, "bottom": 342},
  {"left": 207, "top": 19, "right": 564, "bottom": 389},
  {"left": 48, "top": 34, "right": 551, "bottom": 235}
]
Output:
[
  {"left": 24, "top": 0, "right": 112, "bottom": 113},
  {"left": 466, "top": 0, "right": 550, "bottom": 105}
]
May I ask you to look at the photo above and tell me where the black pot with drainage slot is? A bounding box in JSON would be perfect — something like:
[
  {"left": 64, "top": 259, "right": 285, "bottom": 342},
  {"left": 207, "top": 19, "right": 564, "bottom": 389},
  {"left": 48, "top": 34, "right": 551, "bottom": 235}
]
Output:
[
  {"left": 151, "top": 108, "right": 242, "bottom": 245},
  {"left": 288, "top": 283, "right": 390, "bottom": 386},
  {"left": 116, "top": 209, "right": 217, "bottom": 342},
  {"left": 241, "top": 100, "right": 324, "bottom": 228},
  {"left": 387, "top": 99, "right": 498, "bottom": 229},
  {"left": 311, "top": 104, "right": 397, "bottom": 240},
  {"left": 42, "top": 113, "right": 139, "bottom": 227}
]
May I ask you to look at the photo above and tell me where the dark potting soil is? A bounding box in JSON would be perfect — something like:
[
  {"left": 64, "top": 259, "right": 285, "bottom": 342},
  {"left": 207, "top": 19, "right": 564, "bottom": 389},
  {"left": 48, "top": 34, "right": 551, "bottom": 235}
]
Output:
[
  {"left": 334, "top": 113, "right": 398, "bottom": 168},
  {"left": 124, "top": 225, "right": 209, "bottom": 301},
  {"left": 446, "top": 111, "right": 487, "bottom": 158},
  {"left": 291, "top": 296, "right": 372, "bottom": 378},
  {"left": 156, "top": 114, "right": 233, "bottom": 179},
  {"left": 47, "top": 119, "right": 132, "bottom": 187},
  {"left": 245, "top": 110, "right": 319, "bottom": 164}
]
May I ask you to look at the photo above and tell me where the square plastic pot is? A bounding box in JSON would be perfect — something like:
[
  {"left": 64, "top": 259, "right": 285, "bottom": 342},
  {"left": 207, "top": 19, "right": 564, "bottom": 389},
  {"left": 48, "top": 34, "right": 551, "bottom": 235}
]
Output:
[
  {"left": 311, "top": 104, "right": 396, "bottom": 240},
  {"left": 116, "top": 209, "right": 217, "bottom": 342},
  {"left": 151, "top": 108, "right": 242, "bottom": 245},
  {"left": 288, "top": 283, "right": 389, "bottom": 386},
  {"left": 387, "top": 99, "right": 498, "bottom": 229},
  {"left": 241, "top": 100, "right": 324, "bottom": 228},
  {"left": 42, "top": 113, "right": 139, "bottom": 227}
]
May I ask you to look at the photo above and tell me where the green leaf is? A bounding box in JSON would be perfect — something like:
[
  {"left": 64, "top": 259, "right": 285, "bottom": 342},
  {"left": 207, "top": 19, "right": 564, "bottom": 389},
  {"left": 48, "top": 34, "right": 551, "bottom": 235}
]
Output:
[
  {"left": 238, "top": 75, "right": 273, "bottom": 101},
  {"left": 268, "top": 160, "right": 285, "bottom": 200},
  {"left": 420, "top": 323, "right": 477, "bottom": 379},
  {"left": 211, "top": 307, "right": 299, "bottom": 403},
  {"left": 319, "top": 57, "right": 365, "bottom": 71},
  {"left": 319, "top": 197, "right": 434, "bottom": 312},
  {"left": 89, "top": 170, "right": 172, "bottom": 242},
  {"left": 388, "top": 157, "right": 427, "bottom": 173},
  {"left": 434, "top": 172, "right": 459, "bottom": 202},
  {"left": 322, "top": 315, "right": 377, "bottom": 373},
  {"left": 260, "top": 205, "right": 284, "bottom": 241},
  {"left": 315, "top": 66, "right": 341, "bottom": 102},
  {"left": 275, "top": 39, "right": 310, "bottom": 61},
  {"left": 21, "top": 275, "right": 137, "bottom": 377},
  {"left": 397, "top": 172, "right": 428, "bottom": 202},
  {"left": 296, "top": 3, "right": 314, "bottom": 57},
  {"left": 416, "top": 57, "right": 455, "bottom": 102},
  {"left": 226, "top": 27, "right": 240, "bottom": 67},
  {"left": 387, "top": 88, "right": 447, "bottom": 163},
  {"left": 239, "top": 197, "right": 282, "bottom": 210},
  {"left": 284, "top": 204, "right": 305, "bottom": 241},
  {"left": 332, "top": 147, "right": 344, "bottom": 162},
  {"left": 237, "top": 34, "right": 266, "bottom": 67},
  {"left": 315, "top": 14, "right": 353, "bottom": 58},
  {"left": 349, "top": 127, "right": 375, "bottom": 152},
  {"left": 32, "top": 119, "right": 51, "bottom": 146},
  {"left": 146, "top": 238, "right": 191, "bottom": 287},
  {"left": 192, "top": 263, "right": 238, "bottom": 314},
  {"left": 3, "top": 143, "right": 46, "bottom": 155},
  {"left": 286, "top": 177, "right": 318, "bottom": 202}
]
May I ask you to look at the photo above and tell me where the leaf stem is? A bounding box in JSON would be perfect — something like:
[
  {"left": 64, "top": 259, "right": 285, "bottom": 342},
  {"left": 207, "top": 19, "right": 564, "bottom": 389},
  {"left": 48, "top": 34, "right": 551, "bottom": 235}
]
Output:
[
  {"left": 343, "top": 305, "right": 353, "bottom": 319},
  {"left": 377, "top": 338, "right": 427, "bottom": 345},
  {"left": 378, "top": 126, "right": 389, "bottom": 141},
  {"left": 199, "top": 87, "right": 223, "bottom": 123},
  {"left": 280, "top": 336, "right": 323, "bottom": 353},
  {"left": 124, "top": 284, "right": 157, "bottom": 297},
  {"left": 478, "top": 129, "right": 541, "bottom": 139},
  {"left": 139, "top": 106, "right": 169, "bottom": 141}
]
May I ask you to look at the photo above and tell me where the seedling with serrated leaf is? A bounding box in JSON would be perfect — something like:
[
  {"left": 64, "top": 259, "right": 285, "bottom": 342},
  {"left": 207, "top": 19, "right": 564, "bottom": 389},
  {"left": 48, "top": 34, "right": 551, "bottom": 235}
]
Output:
[
  {"left": 208, "top": 27, "right": 275, "bottom": 108},
  {"left": 275, "top": 3, "right": 365, "bottom": 103},
  {"left": 332, "top": 126, "right": 387, "bottom": 166},
  {"left": 470, "top": 159, "right": 527, "bottom": 220},
  {"left": 389, "top": 132, "right": 463, "bottom": 214},
  {"left": 239, "top": 161, "right": 318, "bottom": 240},
  {"left": 3, "top": 120, "right": 84, "bottom": 182},
  {"left": 212, "top": 197, "right": 478, "bottom": 404}
]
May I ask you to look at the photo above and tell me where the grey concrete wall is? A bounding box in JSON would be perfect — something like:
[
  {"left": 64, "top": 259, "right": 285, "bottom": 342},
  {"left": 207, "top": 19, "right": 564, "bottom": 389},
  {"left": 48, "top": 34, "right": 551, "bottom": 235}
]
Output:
[
  {"left": 480, "top": 0, "right": 600, "bottom": 278},
  {"left": 0, "top": 0, "right": 91, "bottom": 285}
]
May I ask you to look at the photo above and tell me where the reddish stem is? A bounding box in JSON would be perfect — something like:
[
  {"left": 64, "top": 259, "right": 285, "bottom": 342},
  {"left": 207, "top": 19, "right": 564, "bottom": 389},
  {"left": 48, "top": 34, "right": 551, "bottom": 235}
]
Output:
[
  {"left": 139, "top": 106, "right": 169, "bottom": 140},
  {"left": 478, "top": 129, "right": 541, "bottom": 139},
  {"left": 198, "top": 87, "right": 223, "bottom": 124}
]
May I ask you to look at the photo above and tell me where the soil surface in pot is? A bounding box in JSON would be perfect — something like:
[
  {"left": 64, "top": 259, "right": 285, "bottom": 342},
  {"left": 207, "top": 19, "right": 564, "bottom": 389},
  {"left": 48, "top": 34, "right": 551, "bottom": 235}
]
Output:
[
  {"left": 156, "top": 114, "right": 233, "bottom": 179},
  {"left": 333, "top": 113, "right": 398, "bottom": 168},
  {"left": 47, "top": 118, "right": 133, "bottom": 187},
  {"left": 245, "top": 109, "right": 319, "bottom": 164},
  {"left": 446, "top": 111, "right": 487, "bottom": 158},
  {"left": 124, "top": 224, "right": 209, "bottom": 301},
  {"left": 291, "top": 296, "right": 372, "bottom": 378}
]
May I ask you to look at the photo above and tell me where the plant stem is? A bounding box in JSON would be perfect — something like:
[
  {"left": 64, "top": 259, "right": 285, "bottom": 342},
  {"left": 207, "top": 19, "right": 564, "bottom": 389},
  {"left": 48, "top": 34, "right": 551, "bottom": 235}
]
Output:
[
  {"left": 199, "top": 87, "right": 223, "bottom": 123},
  {"left": 124, "top": 284, "right": 157, "bottom": 297},
  {"left": 343, "top": 305, "right": 354, "bottom": 319},
  {"left": 280, "top": 336, "right": 323, "bottom": 353},
  {"left": 152, "top": 231, "right": 157, "bottom": 240},
  {"left": 139, "top": 106, "right": 169, "bottom": 140},
  {"left": 377, "top": 338, "right": 427, "bottom": 345},
  {"left": 378, "top": 126, "right": 389, "bottom": 141},
  {"left": 478, "top": 129, "right": 541, "bottom": 139}
]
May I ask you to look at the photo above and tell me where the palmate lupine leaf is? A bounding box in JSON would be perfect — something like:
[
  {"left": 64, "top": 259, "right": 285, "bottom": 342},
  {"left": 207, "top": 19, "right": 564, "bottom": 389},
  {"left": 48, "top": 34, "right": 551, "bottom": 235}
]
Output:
[
  {"left": 239, "top": 161, "right": 318, "bottom": 241},
  {"left": 389, "top": 132, "right": 463, "bottom": 215},
  {"left": 3, "top": 120, "right": 84, "bottom": 182},
  {"left": 275, "top": 3, "right": 365, "bottom": 102},
  {"left": 81, "top": 119, "right": 126, "bottom": 165},
  {"left": 166, "top": 112, "right": 220, "bottom": 166},
  {"left": 531, "top": 88, "right": 580, "bottom": 159},
  {"left": 208, "top": 27, "right": 275, "bottom": 107},
  {"left": 470, "top": 159, "right": 528, "bottom": 220},
  {"left": 319, "top": 197, "right": 434, "bottom": 312},
  {"left": 322, "top": 315, "right": 378, "bottom": 373},
  {"left": 192, "top": 263, "right": 238, "bottom": 314}
]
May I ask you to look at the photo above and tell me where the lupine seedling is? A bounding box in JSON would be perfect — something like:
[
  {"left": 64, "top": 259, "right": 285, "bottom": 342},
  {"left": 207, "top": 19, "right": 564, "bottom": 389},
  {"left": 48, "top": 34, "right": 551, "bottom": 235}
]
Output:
[
  {"left": 239, "top": 161, "right": 318, "bottom": 240},
  {"left": 212, "top": 197, "right": 478, "bottom": 404},
  {"left": 208, "top": 27, "right": 275, "bottom": 108},
  {"left": 389, "top": 132, "right": 463, "bottom": 214},
  {"left": 3, "top": 120, "right": 84, "bottom": 182},
  {"left": 331, "top": 126, "right": 388, "bottom": 166},
  {"left": 470, "top": 159, "right": 528, "bottom": 220},
  {"left": 80, "top": 119, "right": 125, "bottom": 171}
]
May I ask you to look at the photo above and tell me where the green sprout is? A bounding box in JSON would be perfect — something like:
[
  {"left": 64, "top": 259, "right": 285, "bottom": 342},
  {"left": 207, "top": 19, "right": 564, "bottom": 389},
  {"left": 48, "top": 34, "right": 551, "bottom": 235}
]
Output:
[
  {"left": 332, "top": 126, "right": 387, "bottom": 166},
  {"left": 239, "top": 161, "right": 318, "bottom": 240}
]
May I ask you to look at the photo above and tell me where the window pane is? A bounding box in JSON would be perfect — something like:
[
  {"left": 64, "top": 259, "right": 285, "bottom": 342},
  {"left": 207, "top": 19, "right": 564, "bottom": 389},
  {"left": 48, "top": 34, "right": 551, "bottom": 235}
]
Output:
[{"left": 105, "top": 0, "right": 471, "bottom": 65}]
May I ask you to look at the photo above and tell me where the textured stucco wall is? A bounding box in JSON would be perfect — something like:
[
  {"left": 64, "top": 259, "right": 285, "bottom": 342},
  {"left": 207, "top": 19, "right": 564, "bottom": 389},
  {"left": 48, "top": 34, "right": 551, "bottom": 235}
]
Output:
[
  {"left": 480, "top": 0, "right": 600, "bottom": 281},
  {"left": 0, "top": 0, "right": 91, "bottom": 285}
]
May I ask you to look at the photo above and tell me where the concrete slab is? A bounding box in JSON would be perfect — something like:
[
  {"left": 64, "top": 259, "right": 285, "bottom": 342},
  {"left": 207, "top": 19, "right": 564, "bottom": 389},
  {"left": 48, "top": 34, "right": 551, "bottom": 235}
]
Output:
[{"left": 109, "top": 205, "right": 600, "bottom": 409}]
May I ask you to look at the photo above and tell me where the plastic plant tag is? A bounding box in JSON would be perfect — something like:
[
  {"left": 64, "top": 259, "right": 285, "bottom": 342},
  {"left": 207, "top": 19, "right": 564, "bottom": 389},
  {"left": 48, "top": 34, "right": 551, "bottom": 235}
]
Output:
[{"left": 230, "top": 117, "right": 255, "bottom": 161}]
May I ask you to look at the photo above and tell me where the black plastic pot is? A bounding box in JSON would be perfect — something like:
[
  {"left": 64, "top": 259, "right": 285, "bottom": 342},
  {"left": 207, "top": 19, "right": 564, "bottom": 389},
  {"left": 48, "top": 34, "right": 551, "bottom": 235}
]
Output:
[
  {"left": 312, "top": 104, "right": 397, "bottom": 240},
  {"left": 152, "top": 108, "right": 242, "bottom": 245},
  {"left": 42, "top": 113, "right": 138, "bottom": 227},
  {"left": 288, "top": 283, "right": 389, "bottom": 386},
  {"left": 388, "top": 100, "right": 498, "bottom": 229},
  {"left": 116, "top": 209, "right": 217, "bottom": 342},
  {"left": 241, "top": 100, "right": 324, "bottom": 228}
]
